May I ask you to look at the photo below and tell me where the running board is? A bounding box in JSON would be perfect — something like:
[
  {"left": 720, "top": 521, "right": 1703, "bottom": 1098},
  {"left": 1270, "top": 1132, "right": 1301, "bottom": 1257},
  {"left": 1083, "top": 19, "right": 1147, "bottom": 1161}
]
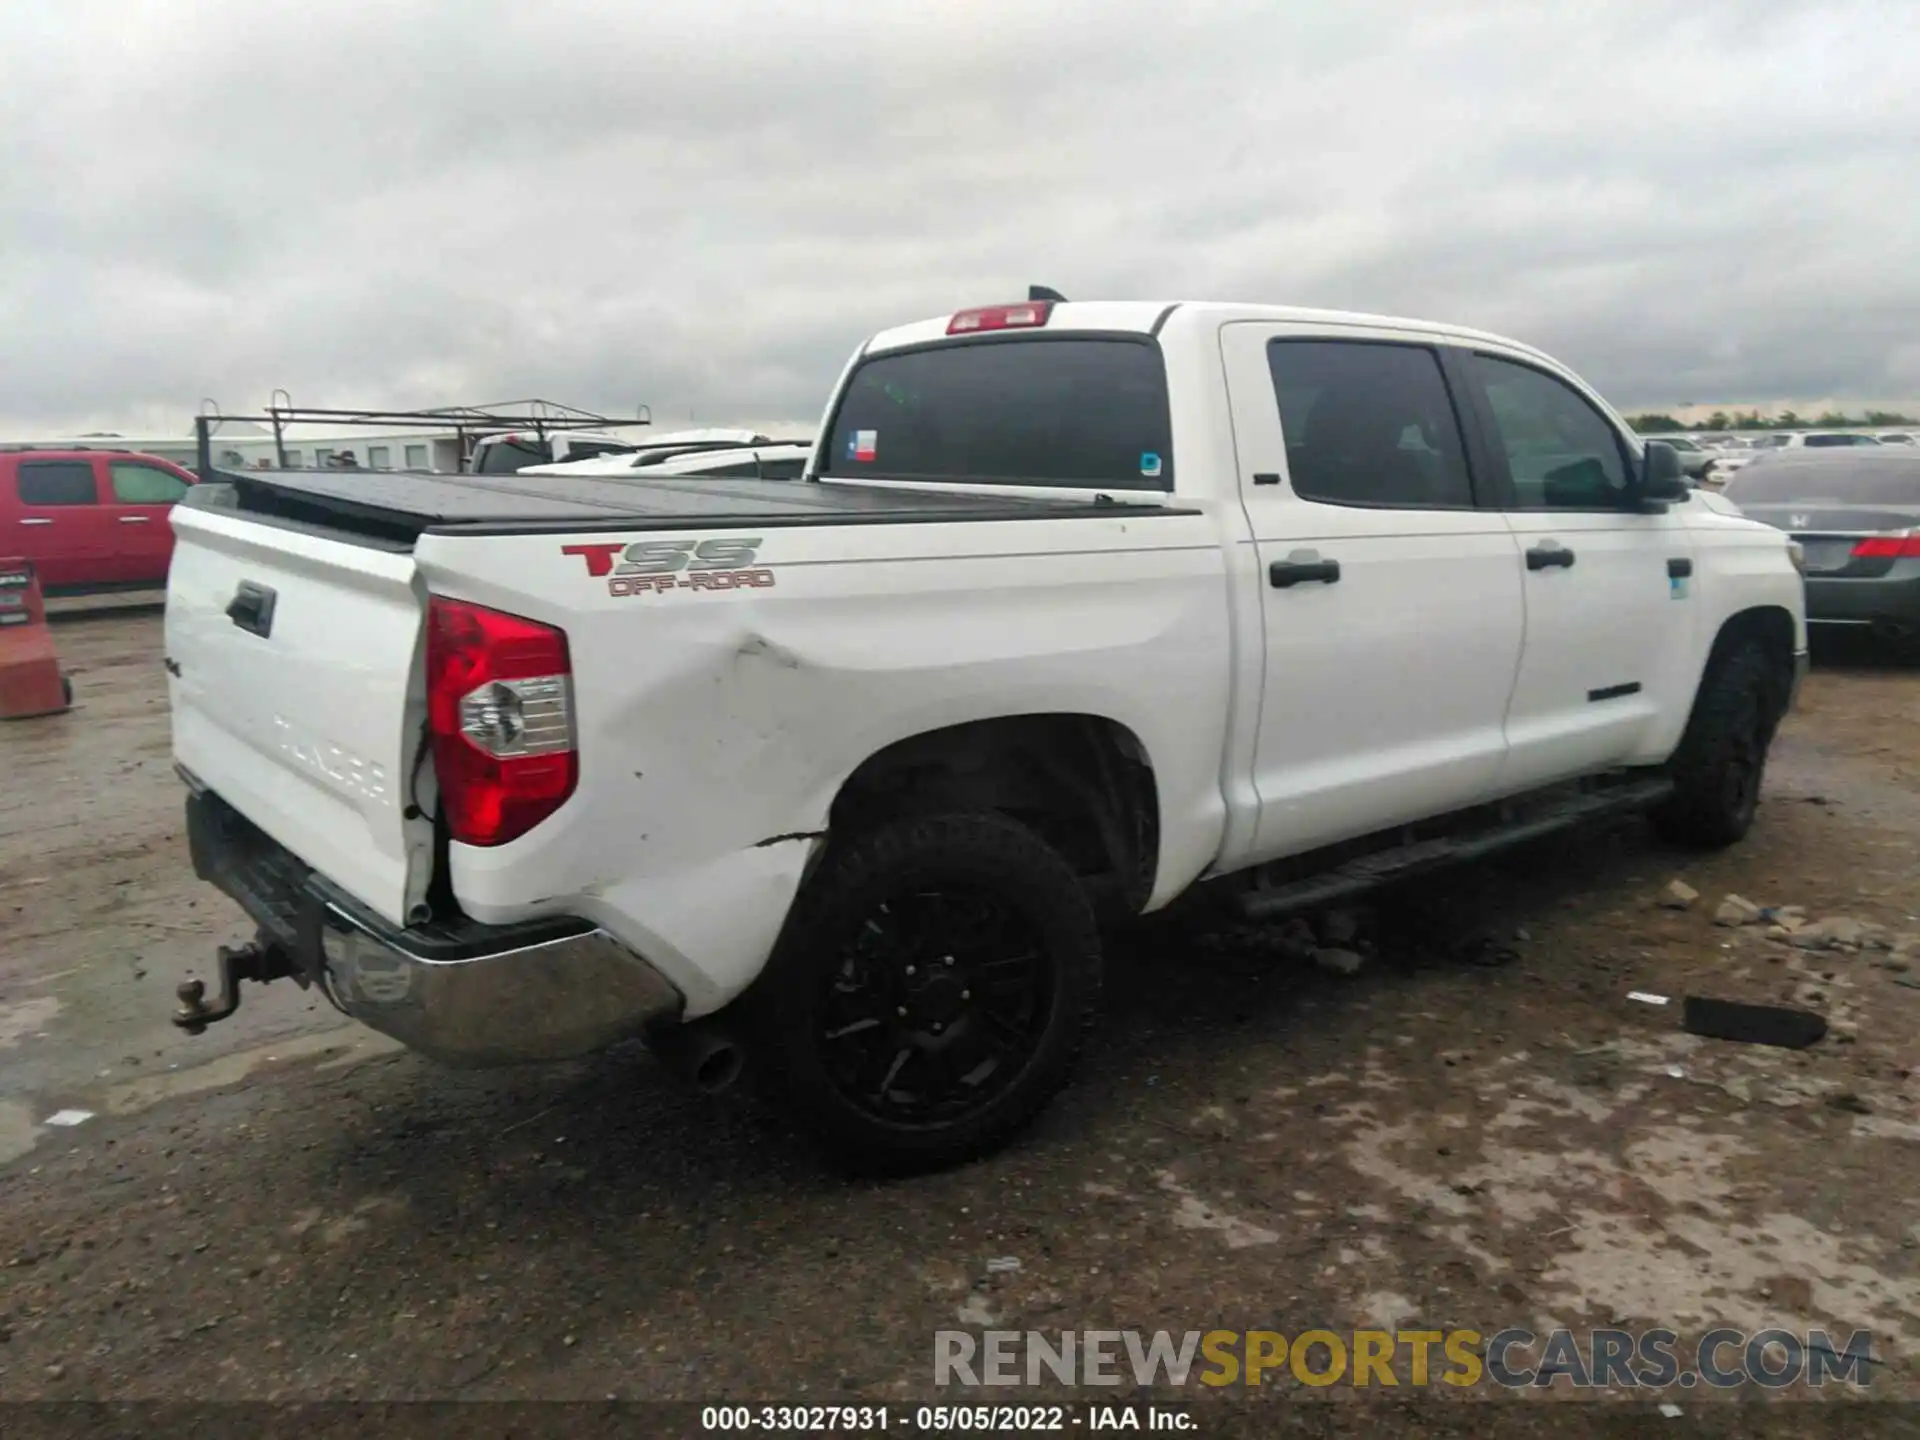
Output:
[{"left": 1237, "top": 776, "right": 1675, "bottom": 920}]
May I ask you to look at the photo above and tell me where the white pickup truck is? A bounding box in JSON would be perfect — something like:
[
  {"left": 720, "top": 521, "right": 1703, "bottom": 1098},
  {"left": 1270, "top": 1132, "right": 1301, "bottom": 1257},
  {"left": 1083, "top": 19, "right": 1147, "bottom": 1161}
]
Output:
[{"left": 163, "top": 297, "right": 1808, "bottom": 1171}]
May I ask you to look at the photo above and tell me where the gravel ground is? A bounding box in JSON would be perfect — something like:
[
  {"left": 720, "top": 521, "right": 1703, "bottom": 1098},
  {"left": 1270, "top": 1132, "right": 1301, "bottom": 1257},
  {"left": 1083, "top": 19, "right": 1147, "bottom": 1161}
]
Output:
[{"left": 3, "top": 607, "right": 1920, "bottom": 1435}]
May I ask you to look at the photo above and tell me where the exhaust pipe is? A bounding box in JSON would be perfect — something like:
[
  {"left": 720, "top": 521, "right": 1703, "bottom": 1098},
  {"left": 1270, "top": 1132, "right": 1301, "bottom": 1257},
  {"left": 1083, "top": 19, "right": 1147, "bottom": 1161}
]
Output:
[{"left": 651, "top": 1017, "right": 748, "bottom": 1095}]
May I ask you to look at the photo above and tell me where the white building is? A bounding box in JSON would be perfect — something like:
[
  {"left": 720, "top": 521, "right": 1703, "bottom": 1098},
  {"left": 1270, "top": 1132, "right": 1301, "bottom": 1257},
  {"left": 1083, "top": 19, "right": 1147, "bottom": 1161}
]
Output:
[{"left": 202, "top": 426, "right": 473, "bottom": 473}]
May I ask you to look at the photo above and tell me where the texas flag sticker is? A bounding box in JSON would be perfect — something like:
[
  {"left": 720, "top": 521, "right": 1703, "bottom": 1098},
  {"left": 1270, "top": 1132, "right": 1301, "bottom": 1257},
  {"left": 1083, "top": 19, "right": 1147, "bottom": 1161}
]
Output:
[{"left": 848, "top": 429, "right": 878, "bottom": 462}]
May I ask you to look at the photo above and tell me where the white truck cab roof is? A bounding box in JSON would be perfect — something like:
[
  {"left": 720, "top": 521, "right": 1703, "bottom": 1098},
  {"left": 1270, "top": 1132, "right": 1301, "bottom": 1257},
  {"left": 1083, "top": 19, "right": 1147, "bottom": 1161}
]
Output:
[{"left": 863, "top": 299, "right": 1563, "bottom": 371}]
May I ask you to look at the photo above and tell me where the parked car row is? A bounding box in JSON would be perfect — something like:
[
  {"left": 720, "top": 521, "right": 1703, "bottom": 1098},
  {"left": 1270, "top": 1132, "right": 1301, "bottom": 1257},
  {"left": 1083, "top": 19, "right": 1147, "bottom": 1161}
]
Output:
[
  {"left": 1648, "top": 433, "right": 1716, "bottom": 479},
  {"left": 1671, "top": 430, "right": 1912, "bottom": 485}
]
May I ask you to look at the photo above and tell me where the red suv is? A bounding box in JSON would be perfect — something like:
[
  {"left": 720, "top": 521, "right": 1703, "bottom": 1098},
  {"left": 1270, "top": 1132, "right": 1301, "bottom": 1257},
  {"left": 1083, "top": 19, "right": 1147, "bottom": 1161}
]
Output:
[{"left": 0, "top": 448, "right": 196, "bottom": 592}]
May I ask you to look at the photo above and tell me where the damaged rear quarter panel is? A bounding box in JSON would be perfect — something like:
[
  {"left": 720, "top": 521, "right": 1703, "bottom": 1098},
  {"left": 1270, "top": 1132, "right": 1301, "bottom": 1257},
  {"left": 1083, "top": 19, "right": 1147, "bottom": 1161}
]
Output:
[{"left": 412, "top": 512, "right": 1231, "bottom": 1016}]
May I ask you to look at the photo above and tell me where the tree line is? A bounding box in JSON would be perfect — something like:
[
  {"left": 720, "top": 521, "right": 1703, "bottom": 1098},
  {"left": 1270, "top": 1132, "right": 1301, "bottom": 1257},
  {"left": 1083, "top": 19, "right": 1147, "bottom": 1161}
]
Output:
[{"left": 1627, "top": 409, "right": 1919, "bottom": 434}]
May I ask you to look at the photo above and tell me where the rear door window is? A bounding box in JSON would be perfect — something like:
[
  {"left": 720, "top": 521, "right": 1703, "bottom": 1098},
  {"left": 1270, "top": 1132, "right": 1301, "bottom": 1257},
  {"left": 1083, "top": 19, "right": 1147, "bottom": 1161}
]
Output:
[
  {"left": 1265, "top": 340, "right": 1475, "bottom": 508},
  {"left": 821, "top": 337, "right": 1174, "bottom": 490},
  {"left": 17, "top": 461, "right": 99, "bottom": 506}
]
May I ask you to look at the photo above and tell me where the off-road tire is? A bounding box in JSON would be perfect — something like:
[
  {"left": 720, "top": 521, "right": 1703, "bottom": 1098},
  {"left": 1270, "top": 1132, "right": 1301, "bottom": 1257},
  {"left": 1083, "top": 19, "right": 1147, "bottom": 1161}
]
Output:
[
  {"left": 748, "top": 811, "right": 1101, "bottom": 1175},
  {"left": 1653, "top": 639, "right": 1784, "bottom": 849}
]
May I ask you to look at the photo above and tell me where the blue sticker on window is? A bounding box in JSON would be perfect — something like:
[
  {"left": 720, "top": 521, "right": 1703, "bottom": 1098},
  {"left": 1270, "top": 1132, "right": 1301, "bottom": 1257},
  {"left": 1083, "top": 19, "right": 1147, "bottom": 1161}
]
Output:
[{"left": 1140, "top": 452, "right": 1163, "bottom": 478}]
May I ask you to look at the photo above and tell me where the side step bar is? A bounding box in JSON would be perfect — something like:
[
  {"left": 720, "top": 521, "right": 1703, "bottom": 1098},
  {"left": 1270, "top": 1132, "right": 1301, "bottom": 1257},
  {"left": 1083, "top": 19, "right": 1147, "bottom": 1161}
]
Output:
[{"left": 1237, "top": 776, "right": 1675, "bottom": 920}]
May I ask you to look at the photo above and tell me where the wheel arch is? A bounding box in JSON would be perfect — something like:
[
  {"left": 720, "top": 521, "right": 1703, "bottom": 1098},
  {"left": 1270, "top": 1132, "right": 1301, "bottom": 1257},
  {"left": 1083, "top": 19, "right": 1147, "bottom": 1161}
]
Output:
[
  {"left": 1699, "top": 604, "right": 1798, "bottom": 722},
  {"left": 823, "top": 712, "right": 1162, "bottom": 923}
]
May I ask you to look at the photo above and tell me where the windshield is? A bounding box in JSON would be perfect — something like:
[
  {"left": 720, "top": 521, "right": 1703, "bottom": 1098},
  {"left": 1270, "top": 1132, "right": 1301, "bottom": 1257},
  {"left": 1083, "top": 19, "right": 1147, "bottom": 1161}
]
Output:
[
  {"left": 821, "top": 337, "right": 1174, "bottom": 490},
  {"left": 1727, "top": 458, "right": 1920, "bottom": 505}
]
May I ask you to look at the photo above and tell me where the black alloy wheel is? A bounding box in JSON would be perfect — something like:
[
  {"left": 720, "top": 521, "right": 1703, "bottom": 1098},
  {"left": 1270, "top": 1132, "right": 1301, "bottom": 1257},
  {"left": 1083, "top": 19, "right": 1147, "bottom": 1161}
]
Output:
[{"left": 749, "top": 811, "right": 1102, "bottom": 1174}]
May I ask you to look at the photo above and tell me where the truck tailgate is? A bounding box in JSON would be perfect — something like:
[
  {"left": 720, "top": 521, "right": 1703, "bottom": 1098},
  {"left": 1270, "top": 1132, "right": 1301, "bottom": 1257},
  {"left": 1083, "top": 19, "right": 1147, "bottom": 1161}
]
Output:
[{"left": 165, "top": 504, "right": 433, "bottom": 927}]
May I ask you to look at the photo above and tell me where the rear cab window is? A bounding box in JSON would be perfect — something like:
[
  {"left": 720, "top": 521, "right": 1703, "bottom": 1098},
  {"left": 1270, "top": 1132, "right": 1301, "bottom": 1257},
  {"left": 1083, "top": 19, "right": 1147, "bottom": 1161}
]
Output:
[
  {"left": 16, "top": 460, "right": 100, "bottom": 506},
  {"left": 820, "top": 336, "right": 1174, "bottom": 490},
  {"left": 474, "top": 437, "right": 553, "bottom": 474},
  {"left": 679, "top": 456, "right": 806, "bottom": 478},
  {"left": 562, "top": 440, "right": 631, "bottom": 462}
]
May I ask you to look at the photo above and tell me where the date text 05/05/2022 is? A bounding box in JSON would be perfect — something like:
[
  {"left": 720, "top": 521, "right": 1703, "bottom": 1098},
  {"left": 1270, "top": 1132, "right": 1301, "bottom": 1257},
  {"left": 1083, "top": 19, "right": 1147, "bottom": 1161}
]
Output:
[{"left": 699, "top": 1403, "right": 1196, "bottom": 1432}]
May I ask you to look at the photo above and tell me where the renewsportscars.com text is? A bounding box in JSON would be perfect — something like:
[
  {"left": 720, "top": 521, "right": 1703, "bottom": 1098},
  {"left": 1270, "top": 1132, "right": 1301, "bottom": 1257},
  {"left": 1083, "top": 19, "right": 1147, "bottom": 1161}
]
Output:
[{"left": 934, "top": 1327, "right": 1875, "bottom": 1390}]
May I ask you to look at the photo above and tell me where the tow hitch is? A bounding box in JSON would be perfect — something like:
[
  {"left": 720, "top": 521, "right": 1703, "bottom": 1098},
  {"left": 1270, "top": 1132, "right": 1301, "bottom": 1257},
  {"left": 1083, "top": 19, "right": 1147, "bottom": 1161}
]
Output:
[{"left": 172, "top": 939, "right": 296, "bottom": 1034}]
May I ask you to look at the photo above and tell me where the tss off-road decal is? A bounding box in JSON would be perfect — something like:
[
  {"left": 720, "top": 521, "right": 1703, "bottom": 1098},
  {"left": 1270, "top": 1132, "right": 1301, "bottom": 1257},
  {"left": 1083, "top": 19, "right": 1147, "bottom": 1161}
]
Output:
[{"left": 562, "top": 538, "right": 776, "bottom": 597}]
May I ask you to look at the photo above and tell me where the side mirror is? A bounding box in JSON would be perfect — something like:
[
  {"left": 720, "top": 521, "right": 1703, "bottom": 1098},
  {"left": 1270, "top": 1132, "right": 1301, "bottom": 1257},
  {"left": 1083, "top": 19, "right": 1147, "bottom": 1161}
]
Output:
[{"left": 1637, "top": 442, "right": 1691, "bottom": 505}]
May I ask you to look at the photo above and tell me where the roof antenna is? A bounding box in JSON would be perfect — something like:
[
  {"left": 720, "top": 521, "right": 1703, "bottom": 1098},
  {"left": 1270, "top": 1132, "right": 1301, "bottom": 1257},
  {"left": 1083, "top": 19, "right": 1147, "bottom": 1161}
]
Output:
[{"left": 1028, "top": 285, "right": 1068, "bottom": 303}]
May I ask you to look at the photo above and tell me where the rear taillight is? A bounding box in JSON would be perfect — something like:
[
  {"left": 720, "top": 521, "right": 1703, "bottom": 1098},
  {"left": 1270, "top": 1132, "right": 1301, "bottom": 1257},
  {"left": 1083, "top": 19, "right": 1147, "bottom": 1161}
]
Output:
[
  {"left": 425, "top": 596, "right": 577, "bottom": 847},
  {"left": 947, "top": 301, "right": 1053, "bottom": 335},
  {"left": 1850, "top": 531, "right": 1920, "bottom": 559}
]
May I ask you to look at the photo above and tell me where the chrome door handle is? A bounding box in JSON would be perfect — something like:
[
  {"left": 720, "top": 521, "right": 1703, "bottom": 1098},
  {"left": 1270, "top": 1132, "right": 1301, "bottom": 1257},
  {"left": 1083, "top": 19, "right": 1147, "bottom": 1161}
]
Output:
[
  {"left": 119, "top": 515, "right": 150, "bottom": 523},
  {"left": 19, "top": 518, "right": 53, "bottom": 526}
]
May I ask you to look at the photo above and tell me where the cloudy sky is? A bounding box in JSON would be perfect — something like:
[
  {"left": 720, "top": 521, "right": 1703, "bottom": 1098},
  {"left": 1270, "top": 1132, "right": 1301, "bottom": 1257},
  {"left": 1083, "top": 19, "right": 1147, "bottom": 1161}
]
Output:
[{"left": 3, "top": 0, "right": 1916, "bottom": 435}]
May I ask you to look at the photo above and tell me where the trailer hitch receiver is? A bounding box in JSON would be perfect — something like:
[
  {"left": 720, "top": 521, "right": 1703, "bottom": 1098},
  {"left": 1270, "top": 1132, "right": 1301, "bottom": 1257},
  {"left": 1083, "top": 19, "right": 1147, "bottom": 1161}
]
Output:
[{"left": 173, "top": 940, "right": 295, "bottom": 1034}]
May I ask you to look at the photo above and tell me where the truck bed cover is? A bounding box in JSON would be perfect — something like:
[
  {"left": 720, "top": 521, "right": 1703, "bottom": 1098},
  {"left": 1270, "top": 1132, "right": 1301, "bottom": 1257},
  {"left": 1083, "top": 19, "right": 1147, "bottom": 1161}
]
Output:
[{"left": 200, "top": 466, "right": 1181, "bottom": 544}]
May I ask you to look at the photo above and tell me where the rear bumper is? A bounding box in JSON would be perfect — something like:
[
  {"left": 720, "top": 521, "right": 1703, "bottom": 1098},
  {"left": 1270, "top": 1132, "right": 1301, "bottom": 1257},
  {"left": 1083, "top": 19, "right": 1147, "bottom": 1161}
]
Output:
[
  {"left": 317, "top": 910, "right": 684, "bottom": 1067},
  {"left": 182, "top": 780, "right": 684, "bottom": 1065},
  {"left": 1803, "top": 571, "right": 1920, "bottom": 629}
]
